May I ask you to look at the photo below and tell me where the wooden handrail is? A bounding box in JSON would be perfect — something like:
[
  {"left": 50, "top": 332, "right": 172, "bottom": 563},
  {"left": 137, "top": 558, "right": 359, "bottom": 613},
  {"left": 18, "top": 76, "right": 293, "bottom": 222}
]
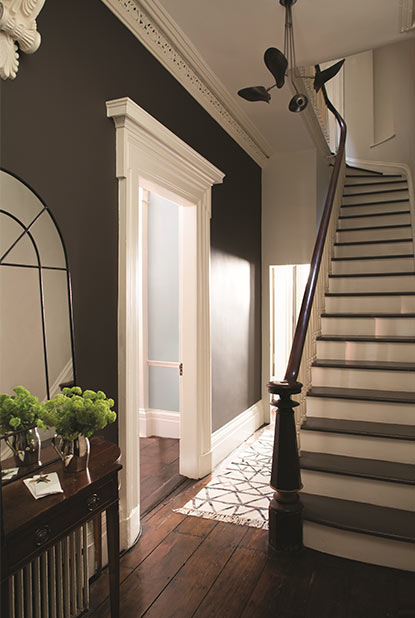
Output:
[
  {"left": 284, "top": 82, "right": 347, "bottom": 384},
  {"left": 267, "top": 74, "right": 347, "bottom": 552}
]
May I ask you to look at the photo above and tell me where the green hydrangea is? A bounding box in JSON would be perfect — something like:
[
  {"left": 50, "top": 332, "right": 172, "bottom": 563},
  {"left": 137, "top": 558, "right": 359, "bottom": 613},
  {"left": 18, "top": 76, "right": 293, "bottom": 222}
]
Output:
[
  {"left": 0, "top": 386, "right": 44, "bottom": 434},
  {"left": 39, "top": 386, "right": 117, "bottom": 440}
]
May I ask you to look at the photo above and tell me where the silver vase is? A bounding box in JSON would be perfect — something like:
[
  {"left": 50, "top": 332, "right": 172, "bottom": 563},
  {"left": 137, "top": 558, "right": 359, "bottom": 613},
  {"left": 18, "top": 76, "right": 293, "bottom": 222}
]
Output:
[
  {"left": 53, "top": 434, "right": 90, "bottom": 473},
  {"left": 5, "top": 427, "right": 41, "bottom": 467}
]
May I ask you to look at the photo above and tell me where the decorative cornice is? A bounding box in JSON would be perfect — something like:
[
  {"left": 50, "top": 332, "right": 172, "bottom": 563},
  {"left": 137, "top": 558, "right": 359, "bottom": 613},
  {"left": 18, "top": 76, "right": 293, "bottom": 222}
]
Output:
[
  {"left": 400, "top": 0, "right": 415, "bottom": 32},
  {"left": 0, "top": 0, "right": 46, "bottom": 80},
  {"left": 101, "top": 0, "right": 272, "bottom": 166}
]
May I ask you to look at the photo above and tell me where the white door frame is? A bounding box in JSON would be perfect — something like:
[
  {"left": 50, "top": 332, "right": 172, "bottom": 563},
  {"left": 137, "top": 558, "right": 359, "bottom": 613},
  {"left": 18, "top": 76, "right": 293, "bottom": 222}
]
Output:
[{"left": 106, "top": 97, "right": 224, "bottom": 549}]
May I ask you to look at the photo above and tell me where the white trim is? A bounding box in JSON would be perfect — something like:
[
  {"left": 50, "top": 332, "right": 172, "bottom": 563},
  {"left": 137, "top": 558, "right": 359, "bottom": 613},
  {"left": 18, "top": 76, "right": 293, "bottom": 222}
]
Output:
[
  {"left": 147, "top": 360, "right": 180, "bottom": 369},
  {"left": 370, "top": 133, "right": 396, "bottom": 148},
  {"left": 211, "top": 400, "right": 265, "bottom": 469},
  {"left": 100, "top": 0, "right": 271, "bottom": 166},
  {"left": 139, "top": 408, "right": 180, "bottom": 439},
  {"left": 107, "top": 96, "right": 224, "bottom": 550},
  {"left": 346, "top": 157, "right": 415, "bottom": 267}
]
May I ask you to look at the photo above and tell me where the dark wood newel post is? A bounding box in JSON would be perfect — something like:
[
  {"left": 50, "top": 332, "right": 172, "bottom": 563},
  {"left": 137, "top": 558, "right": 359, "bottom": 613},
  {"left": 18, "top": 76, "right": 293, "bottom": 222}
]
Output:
[{"left": 267, "top": 379, "right": 303, "bottom": 551}]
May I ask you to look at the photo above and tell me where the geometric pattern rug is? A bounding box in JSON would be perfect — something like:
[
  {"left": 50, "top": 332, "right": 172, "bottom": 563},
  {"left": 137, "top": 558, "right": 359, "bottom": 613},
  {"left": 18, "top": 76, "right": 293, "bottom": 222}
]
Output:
[{"left": 174, "top": 426, "right": 274, "bottom": 529}]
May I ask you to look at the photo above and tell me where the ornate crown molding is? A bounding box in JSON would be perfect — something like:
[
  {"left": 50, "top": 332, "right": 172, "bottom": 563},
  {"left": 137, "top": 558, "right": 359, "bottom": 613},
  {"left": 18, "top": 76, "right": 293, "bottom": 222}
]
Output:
[
  {"left": 0, "top": 0, "right": 46, "bottom": 79},
  {"left": 101, "top": 0, "right": 272, "bottom": 166},
  {"left": 400, "top": 0, "right": 415, "bottom": 32}
]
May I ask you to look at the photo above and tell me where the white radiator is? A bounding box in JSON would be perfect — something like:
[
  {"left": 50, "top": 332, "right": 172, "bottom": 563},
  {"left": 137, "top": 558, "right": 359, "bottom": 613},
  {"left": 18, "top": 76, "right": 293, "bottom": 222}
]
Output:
[{"left": 8, "top": 526, "right": 89, "bottom": 618}]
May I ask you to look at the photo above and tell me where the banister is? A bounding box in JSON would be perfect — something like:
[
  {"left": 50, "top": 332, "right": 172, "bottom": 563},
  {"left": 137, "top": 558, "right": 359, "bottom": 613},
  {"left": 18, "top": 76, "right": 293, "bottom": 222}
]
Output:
[
  {"left": 284, "top": 80, "right": 347, "bottom": 384},
  {"left": 267, "top": 71, "right": 347, "bottom": 552}
]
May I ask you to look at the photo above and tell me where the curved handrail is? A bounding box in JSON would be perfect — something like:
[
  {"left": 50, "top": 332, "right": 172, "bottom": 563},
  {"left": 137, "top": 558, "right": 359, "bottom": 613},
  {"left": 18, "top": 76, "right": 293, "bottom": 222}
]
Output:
[{"left": 284, "top": 78, "right": 347, "bottom": 385}]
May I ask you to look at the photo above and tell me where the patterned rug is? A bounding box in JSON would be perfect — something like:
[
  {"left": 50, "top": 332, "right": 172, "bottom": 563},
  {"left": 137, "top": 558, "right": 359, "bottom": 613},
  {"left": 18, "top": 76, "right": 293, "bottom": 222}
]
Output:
[{"left": 174, "top": 427, "right": 274, "bottom": 529}]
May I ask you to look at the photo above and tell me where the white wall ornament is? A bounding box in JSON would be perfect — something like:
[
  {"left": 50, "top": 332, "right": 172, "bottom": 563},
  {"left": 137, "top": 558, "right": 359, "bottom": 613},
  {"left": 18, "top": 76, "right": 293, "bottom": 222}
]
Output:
[{"left": 0, "top": 0, "right": 45, "bottom": 80}]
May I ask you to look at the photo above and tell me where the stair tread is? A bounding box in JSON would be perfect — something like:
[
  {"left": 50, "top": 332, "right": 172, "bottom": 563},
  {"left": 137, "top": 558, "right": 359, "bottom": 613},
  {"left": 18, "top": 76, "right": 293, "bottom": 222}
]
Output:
[
  {"left": 345, "top": 174, "right": 403, "bottom": 179},
  {"left": 339, "top": 210, "right": 410, "bottom": 219},
  {"left": 332, "top": 254, "right": 414, "bottom": 261},
  {"left": 301, "top": 417, "right": 415, "bottom": 440},
  {"left": 312, "top": 358, "right": 415, "bottom": 371},
  {"left": 337, "top": 224, "right": 411, "bottom": 232},
  {"left": 325, "top": 291, "right": 415, "bottom": 297},
  {"left": 322, "top": 312, "right": 415, "bottom": 316},
  {"left": 307, "top": 385, "right": 415, "bottom": 404},
  {"left": 335, "top": 238, "right": 413, "bottom": 246},
  {"left": 344, "top": 181, "right": 407, "bottom": 187},
  {"left": 345, "top": 165, "right": 383, "bottom": 175},
  {"left": 300, "top": 451, "right": 415, "bottom": 485},
  {"left": 317, "top": 334, "right": 415, "bottom": 343},
  {"left": 343, "top": 188, "right": 408, "bottom": 197},
  {"left": 341, "top": 199, "right": 409, "bottom": 207},
  {"left": 329, "top": 271, "right": 415, "bottom": 277},
  {"left": 301, "top": 493, "right": 415, "bottom": 543}
]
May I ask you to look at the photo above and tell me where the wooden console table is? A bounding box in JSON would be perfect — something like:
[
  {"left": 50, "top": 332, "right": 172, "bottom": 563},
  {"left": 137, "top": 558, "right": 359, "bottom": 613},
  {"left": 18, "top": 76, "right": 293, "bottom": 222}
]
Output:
[{"left": 1, "top": 437, "right": 122, "bottom": 617}]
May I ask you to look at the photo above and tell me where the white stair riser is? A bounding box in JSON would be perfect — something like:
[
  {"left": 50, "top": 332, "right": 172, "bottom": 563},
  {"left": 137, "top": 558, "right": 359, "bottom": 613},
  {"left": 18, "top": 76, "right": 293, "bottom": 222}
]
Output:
[
  {"left": 301, "top": 470, "right": 414, "bottom": 510},
  {"left": 312, "top": 366, "right": 415, "bottom": 392},
  {"left": 344, "top": 183, "right": 408, "bottom": 194},
  {"left": 338, "top": 213, "right": 411, "bottom": 230},
  {"left": 300, "top": 430, "right": 414, "bottom": 463},
  {"left": 342, "top": 190, "right": 409, "bottom": 204},
  {"left": 341, "top": 202, "right": 410, "bottom": 216},
  {"left": 325, "top": 294, "right": 415, "bottom": 313},
  {"left": 331, "top": 257, "right": 414, "bottom": 274},
  {"left": 346, "top": 170, "right": 387, "bottom": 177},
  {"left": 328, "top": 274, "right": 415, "bottom": 293},
  {"left": 306, "top": 396, "right": 415, "bottom": 425},
  {"left": 321, "top": 316, "right": 415, "bottom": 336},
  {"left": 336, "top": 226, "right": 410, "bottom": 243},
  {"left": 304, "top": 521, "right": 414, "bottom": 571},
  {"left": 334, "top": 240, "right": 414, "bottom": 258},
  {"left": 316, "top": 340, "right": 415, "bottom": 363}
]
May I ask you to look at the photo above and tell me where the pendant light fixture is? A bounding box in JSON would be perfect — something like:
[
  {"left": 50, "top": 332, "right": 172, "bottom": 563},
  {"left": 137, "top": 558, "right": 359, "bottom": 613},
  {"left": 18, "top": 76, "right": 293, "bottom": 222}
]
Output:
[{"left": 238, "top": 0, "right": 344, "bottom": 113}]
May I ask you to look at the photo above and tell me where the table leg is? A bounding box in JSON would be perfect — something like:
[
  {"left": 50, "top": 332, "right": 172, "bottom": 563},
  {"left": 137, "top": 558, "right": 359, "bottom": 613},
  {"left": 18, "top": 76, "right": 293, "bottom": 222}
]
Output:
[
  {"left": 93, "top": 514, "right": 103, "bottom": 576},
  {"left": 106, "top": 502, "right": 120, "bottom": 618}
]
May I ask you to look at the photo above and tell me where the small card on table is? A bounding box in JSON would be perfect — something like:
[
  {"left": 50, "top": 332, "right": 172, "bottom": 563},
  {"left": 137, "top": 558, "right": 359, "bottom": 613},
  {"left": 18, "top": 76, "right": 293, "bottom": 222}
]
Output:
[{"left": 23, "top": 472, "right": 63, "bottom": 499}]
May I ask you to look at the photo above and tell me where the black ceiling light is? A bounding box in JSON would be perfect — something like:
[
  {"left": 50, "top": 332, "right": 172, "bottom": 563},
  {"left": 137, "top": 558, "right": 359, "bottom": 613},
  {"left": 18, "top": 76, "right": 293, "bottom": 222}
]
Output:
[{"left": 238, "top": 0, "right": 345, "bottom": 113}]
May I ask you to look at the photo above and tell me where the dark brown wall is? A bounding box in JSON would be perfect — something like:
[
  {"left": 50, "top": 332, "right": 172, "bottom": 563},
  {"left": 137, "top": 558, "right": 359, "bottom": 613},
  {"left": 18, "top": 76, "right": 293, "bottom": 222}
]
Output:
[{"left": 0, "top": 0, "right": 261, "bottom": 437}]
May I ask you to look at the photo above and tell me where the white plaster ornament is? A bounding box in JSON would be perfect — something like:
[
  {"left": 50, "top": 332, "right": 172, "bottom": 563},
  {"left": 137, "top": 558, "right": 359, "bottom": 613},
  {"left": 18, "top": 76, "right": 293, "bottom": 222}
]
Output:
[{"left": 0, "top": 0, "right": 45, "bottom": 80}]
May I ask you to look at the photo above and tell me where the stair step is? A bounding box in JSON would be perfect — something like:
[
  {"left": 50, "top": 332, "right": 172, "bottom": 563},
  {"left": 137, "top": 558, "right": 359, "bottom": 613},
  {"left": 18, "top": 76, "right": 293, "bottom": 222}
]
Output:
[
  {"left": 306, "top": 387, "right": 415, "bottom": 424},
  {"left": 338, "top": 211, "right": 411, "bottom": 230},
  {"left": 312, "top": 361, "right": 415, "bottom": 391},
  {"left": 331, "top": 255, "right": 414, "bottom": 275},
  {"left": 342, "top": 190, "right": 409, "bottom": 205},
  {"left": 345, "top": 173, "right": 403, "bottom": 178},
  {"left": 328, "top": 271, "right": 415, "bottom": 293},
  {"left": 300, "top": 417, "right": 414, "bottom": 463},
  {"left": 321, "top": 313, "right": 415, "bottom": 336},
  {"left": 301, "top": 452, "right": 415, "bottom": 511},
  {"left": 302, "top": 493, "right": 414, "bottom": 543},
  {"left": 344, "top": 180, "right": 407, "bottom": 188},
  {"left": 340, "top": 201, "right": 410, "bottom": 216},
  {"left": 345, "top": 166, "right": 383, "bottom": 175},
  {"left": 334, "top": 238, "right": 414, "bottom": 258},
  {"left": 300, "top": 451, "right": 415, "bottom": 485},
  {"left": 302, "top": 494, "right": 414, "bottom": 570},
  {"left": 341, "top": 198, "right": 409, "bottom": 208},
  {"left": 336, "top": 224, "right": 412, "bottom": 243},
  {"left": 316, "top": 335, "right": 415, "bottom": 363}
]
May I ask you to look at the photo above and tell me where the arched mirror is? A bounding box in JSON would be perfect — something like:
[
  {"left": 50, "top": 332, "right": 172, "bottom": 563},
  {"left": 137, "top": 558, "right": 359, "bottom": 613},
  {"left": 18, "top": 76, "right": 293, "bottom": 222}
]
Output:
[{"left": 0, "top": 169, "right": 76, "bottom": 483}]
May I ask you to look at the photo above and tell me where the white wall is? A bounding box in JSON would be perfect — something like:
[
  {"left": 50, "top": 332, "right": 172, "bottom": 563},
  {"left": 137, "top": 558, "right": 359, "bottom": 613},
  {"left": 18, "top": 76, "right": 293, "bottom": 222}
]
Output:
[
  {"left": 344, "top": 40, "right": 415, "bottom": 178},
  {"left": 261, "top": 147, "right": 330, "bottom": 414}
]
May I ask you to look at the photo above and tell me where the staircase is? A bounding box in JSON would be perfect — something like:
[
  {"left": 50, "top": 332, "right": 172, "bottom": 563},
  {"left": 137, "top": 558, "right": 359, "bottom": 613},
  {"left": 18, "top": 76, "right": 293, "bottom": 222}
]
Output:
[{"left": 299, "top": 164, "right": 415, "bottom": 571}]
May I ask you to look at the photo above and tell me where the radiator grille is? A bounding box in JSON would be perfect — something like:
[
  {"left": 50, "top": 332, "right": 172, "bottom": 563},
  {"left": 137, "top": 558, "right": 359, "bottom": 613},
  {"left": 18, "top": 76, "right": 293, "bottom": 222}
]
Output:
[{"left": 8, "top": 526, "right": 89, "bottom": 618}]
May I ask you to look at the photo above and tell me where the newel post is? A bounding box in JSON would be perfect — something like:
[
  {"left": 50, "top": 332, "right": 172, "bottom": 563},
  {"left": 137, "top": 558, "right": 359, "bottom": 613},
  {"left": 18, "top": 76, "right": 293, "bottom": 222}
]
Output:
[{"left": 267, "top": 379, "right": 303, "bottom": 552}]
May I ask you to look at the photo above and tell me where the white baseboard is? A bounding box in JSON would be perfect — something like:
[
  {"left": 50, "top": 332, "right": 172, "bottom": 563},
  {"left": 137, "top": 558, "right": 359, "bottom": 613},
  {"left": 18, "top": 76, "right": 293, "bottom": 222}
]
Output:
[
  {"left": 211, "top": 400, "right": 265, "bottom": 469},
  {"left": 139, "top": 408, "right": 180, "bottom": 439}
]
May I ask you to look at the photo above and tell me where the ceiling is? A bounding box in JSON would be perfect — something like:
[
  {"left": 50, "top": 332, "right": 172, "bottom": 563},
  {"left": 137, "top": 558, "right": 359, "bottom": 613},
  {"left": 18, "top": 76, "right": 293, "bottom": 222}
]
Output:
[{"left": 156, "top": 0, "right": 414, "bottom": 155}]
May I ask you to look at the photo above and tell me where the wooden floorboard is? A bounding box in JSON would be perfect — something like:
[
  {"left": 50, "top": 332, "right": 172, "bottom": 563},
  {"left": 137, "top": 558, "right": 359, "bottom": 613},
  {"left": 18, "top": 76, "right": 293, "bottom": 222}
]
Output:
[{"left": 89, "top": 452, "right": 414, "bottom": 618}]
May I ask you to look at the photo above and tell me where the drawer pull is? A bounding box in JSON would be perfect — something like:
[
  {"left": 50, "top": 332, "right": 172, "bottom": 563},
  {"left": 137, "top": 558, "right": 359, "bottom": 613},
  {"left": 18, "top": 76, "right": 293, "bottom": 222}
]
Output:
[
  {"left": 35, "top": 526, "right": 51, "bottom": 546},
  {"left": 87, "top": 493, "right": 100, "bottom": 511}
]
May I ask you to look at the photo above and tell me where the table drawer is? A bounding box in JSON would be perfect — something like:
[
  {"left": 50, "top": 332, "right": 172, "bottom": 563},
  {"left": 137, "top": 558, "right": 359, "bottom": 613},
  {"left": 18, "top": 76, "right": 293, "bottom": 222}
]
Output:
[{"left": 6, "top": 474, "right": 117, "bottom": 572}]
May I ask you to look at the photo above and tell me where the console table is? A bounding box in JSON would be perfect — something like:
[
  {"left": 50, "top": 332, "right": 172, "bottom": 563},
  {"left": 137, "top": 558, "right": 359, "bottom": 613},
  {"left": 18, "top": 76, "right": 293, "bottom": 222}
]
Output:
[{"left": 1, "top": 437, "right": 122, "bottom": 617}]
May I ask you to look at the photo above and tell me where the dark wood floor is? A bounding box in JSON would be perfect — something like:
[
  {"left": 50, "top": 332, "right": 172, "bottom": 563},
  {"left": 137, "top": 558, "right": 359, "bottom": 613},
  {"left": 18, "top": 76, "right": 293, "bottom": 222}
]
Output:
[
  {"left": 90, "top": 467, "right": 415, "bottom": 618},
  {"left": 139, "top": 437, "right": 185, "bottom": 516}
]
